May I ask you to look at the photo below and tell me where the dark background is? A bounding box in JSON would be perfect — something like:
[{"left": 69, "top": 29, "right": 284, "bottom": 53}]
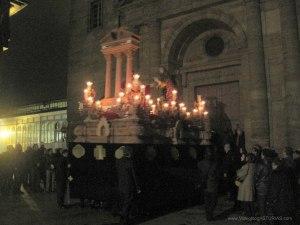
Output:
[{"left": 0, "top": 0, "right": 70, "bottom": 113}]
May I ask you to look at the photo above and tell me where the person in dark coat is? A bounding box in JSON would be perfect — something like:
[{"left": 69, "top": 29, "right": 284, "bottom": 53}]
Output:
[
  {"left": 266, "top": 158, "right": 296, "bottom": 225},
  {"left": 55, "top": 149, "right": 71, "bottom": 208},
  {"left": 233, "top": 124, "right": 245, "bottom": 152},
  {"left": 254, "top": 148, "right": 276, "bottom": 219},
  {"left": 1, "top": 145, "right": 14, "bottom": 194},
  {"left": 12, "top": 143, "right": 24, "bottom": 194},
  {"left": 115, "top": 146, "right": 140, "bottom": 225},
  {"left": 222, "top": 143, "right": 239, "bottom": 208},
  {"left": 198, "top": 148, "right": 220, "bottom": 221},
  {"left": 45, "top": 149, "right": 55, "bottom": 192},
  {"left": 281, "top": 147, "right": 297, "bottom": 200}
]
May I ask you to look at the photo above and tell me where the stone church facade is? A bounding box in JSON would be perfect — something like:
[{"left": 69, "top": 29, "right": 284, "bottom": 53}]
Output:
[{"left": 67, "top": 0, "right": 300, "bottom": 150}]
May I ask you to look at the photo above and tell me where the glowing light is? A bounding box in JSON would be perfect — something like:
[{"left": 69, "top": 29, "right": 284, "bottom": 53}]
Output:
[
  {"left": 140, "top": 85, "right": 145, "bottom": 90},
  {"left": 86, "top": 81, "right": 93, "bottom": 86},
  {"left": 172, "top": 90, "right": 178, "bottom": 95},
  {"left": 119, "top": 92, "right": 125, "bottom": 97},
  {"left": 133, "top": 74, "right": 140, "bottom": 80},
  {"left": 0, "top": 130, "right": 12, "bottom": 139},
  {"left": 116, "top": 98, "right": 121, "bottom": 103},
  {"left": 157, "top": 98, "right": 160, "bottom": 102},
  {"left": 171, "top": 101, "right": 176, "bottom": 107},
  {"left": 87, "top": 97, "right": 94, "bottom": 104},
  {"left": 193, "top": 109, "right": 199, "bottom": 114},
  {"left": 179, "top": 103, "right": 185, "bottom": 108},
  {"left": 204, "top": 111, "right": 209, "bottom": 116},
  {"left": 127, "top": 83, "right": 132, "bottom": 89},
  {"left": 96, "top": 100, "right": 101, "bottom": 107},
  {"left": 186, "top": 112, "right": 191, "bottom": 117},
  {"left": 145, "top": 95, "right": 151, "bottom": 100},
  {"left": 201, "top": 100, "right": 206, "bottom": 105},
  {"left": 148, "top": 99, "right": 154, "bottom": 105},
  {"left": 134, "top": 95, "right": 140, "bottom": 101},
  {"left": 181, "top": 107, "right": 187, "bottom": 112},
  {"left": 9, "top": 1, "right": 28, "bottom": 17},
  {"left": 163, "top": 103, "right": 169, "bottom": 109},
  {"left": 84, "top": 89, "right": 88, "bottom": 94},
  {"left": 151, "top": 105, "right": 156, "bottom": 109}
]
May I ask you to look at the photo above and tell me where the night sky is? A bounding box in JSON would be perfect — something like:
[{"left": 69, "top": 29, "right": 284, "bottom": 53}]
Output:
[{"left": 0, "top": 0, "right": 70, "bottom": 113}]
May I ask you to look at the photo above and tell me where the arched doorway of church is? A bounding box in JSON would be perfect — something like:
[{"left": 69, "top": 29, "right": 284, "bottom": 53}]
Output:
[{"left": 165, "top": 18, "right": 246, "bottom": 146}]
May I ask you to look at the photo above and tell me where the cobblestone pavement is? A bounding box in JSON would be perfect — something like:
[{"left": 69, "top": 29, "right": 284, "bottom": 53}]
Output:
[{"left": 0, "top": 189, "right": 298, "bottom": 225}]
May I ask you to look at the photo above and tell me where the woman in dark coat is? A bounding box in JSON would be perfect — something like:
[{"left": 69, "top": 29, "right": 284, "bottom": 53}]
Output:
[{"left": 266, "top": 158, "right": 296, "bottom": 225}]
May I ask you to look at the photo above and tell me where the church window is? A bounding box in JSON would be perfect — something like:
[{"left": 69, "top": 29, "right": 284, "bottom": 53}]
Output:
[
  {"left": 89, "top": 0, "right": 103, "bottom": 30},
  {"left": 205, "top": 36, "right": 225, "bottom": 57}
]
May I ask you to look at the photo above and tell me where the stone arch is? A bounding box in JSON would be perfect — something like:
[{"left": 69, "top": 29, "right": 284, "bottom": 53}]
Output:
[{"left": 162, "top": 10, "right": 247, "bottom": 67}]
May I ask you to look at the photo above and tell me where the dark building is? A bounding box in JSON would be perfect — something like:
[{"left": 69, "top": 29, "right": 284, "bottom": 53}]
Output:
[{"left": 67, "top": 0, "right": 300, "bottom": 150}]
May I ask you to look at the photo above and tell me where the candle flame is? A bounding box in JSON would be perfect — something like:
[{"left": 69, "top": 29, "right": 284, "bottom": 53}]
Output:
[
  {"left": 86, "top": 81, "right": 93, "bottom": 86},
  {"left": 163, "top": 103, "right": 169, "bottom": 108},
  {"left": 133, "top": 74, "right": 140, "bottom": 80}
]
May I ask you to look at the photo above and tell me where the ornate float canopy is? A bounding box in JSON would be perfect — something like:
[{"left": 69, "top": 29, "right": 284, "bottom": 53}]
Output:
[{"left": 75, "top": 28, "right": 210, "bottom": 145}]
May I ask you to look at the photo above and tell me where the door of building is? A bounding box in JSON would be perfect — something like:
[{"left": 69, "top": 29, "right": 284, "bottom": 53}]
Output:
[{"left": 195, "top": 81, "right": 240, "bottom": 143}]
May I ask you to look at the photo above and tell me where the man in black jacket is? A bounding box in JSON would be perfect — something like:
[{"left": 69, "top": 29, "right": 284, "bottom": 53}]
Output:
[
  {"left": 55, "top": 149, "right": 71, "bottom": 208},
  {"left": 116, "top": 146, "right": 140, "bottom": 225},
  {"left": 222, "top": 143, "right": 239, "bottom": 208},
  {"left": 254, "top": 148, "right": 276, "bottom": 219},
  {"left": 198, "top": 148, "right": 220, "bottom": 221}
]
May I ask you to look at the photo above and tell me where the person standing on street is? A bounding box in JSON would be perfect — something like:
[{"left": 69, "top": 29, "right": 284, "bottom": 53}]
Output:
[
  {"left": 115, "top": 146, "right": 141, "bottom": 225},
  {"left": 236, "top": 153, "right": 255, "bottom": 218},
  {"left": 222, "top": 143, "right": 239, "bottom": 209},
  {"left": 254, "top": 148, "right": 276, "bottom": 220},
  {"left": 55, "top": 149, "right": 71, "bottom": 208},
  {"left": 198, "top": 148, "right": 220, "bottom": 221}
]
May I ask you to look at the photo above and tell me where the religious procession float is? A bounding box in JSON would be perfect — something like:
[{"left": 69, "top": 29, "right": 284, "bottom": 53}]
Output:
[{"left": 69, "top": 28, "right": 212, "bottom": 213}]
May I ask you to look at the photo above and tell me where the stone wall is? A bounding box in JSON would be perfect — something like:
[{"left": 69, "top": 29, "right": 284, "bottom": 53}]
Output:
[{"left": 67, "top": 0, "right": 300, "bottom": 150}]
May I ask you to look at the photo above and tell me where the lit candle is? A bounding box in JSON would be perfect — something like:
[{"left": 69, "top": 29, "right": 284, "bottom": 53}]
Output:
[
  {"left": 140, "top": 85, "right": 146, "bottom": 94},
  {"left": 198, "top": 106, "right": 204, "bottom": 112},
  {"left": 171, "top": 101, "right": 176, "bottom": 107},
  {"left": 148, "top": 99, "right": 154, "bottom": 105},
  {"left": 134, "top": 95, "right": 140, "bottom": 102},
  {"left": 119, "top": 92, "right": 125, "bottom": 98},
  {"left": 116, "top": 98, "right": 121, "bottom": 104},
  {"left": 181, "top": 106, "right": 187, "bottom": 112},
  {"left": 179, "top": 103, "right": 185, "bottom": 108},
  {"left": 96, "top": 100, "right": 101, "bottom": 108},
  {"left": 172, "top": 90, "right": 178, "bottom": 101},
  {"left": 204, "top": 111, "right": 209, "bottom": 116},
  {"left": 163, "top": 103, "right": 169, "bottom": 110},
  {"left": 193, "top": 109, "right": 199, "bottom": 114},
  {"left": 133, "top": 74, "right": 140, "bottom": 80},
  {"left": 126, "top": 83, "right": 132, "bottom": 91},
  {"left": 87, "top": 81, "right": 93, "bottom": 87},
  {"left": 186, "top": 112, "right": 191, "bottom": 118},
  {"left": 157, "top": 98, "right": 160, "bottom": 103},
  {"left": 151, "top": 104, "right": 156, "bottom": 114},
  {"left": 201, "top": 100, "right": 206, "bottom": 105},
  {"left": 145, "top": 95, "right": 151, "bottom": 100},
  {"left": 87, "top": 96, "right": 94, "bottom": 105}
]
